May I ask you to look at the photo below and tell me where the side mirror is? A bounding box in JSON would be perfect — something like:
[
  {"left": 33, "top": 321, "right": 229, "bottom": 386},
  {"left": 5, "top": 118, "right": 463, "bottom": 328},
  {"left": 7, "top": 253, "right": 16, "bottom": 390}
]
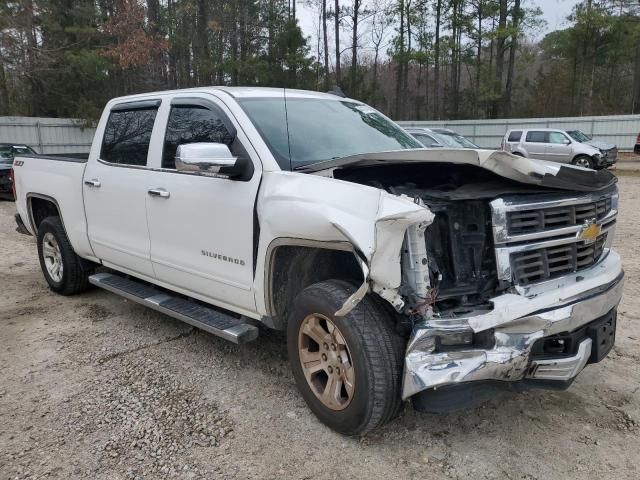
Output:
[
  {"left": 175, "top": 143, "right": 237, "bottom": 175},
  {"left": 429, "top": 142, "right": 443, "bottom": 148}
]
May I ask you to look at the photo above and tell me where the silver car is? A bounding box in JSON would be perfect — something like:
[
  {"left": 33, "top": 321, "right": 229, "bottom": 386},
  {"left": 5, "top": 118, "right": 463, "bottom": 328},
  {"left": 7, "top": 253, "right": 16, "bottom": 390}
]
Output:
[
  {"left": 502, "top": 128, "right": 613, "bottom": 170},
  {"left": 405, "top": 127, "right": 479, "bottom": 149}
]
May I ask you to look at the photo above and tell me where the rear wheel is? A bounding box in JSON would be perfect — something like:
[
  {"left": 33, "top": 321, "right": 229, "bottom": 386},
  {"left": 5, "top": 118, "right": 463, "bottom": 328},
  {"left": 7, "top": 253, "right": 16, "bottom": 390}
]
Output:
[
  {"left": 37, "top": 216, "right": 94, "bottom": 295},
  {"left": 572, "top": 155, "right": 594, "bottom": 169},
  {"left": 287, "top": 280, "right": 405, "bottom": 435}
]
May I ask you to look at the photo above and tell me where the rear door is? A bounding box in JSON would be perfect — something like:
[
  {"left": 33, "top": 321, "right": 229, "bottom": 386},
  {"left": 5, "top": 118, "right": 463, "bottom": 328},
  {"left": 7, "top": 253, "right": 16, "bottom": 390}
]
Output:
[
  {"left": 144, "top": 95, "right": 262, "bottom": 312},
  {"left": 504, "top": 130, "right": 522, "bottom": 153},
  {"left": 546, "top": 131, "right": 573, "bottom": 164},
  {"left": 83, "top": 100, "right": 160, "bottom": 278},
  {"left": 523, "top": 131, "right": 549, "bottom": 160}
]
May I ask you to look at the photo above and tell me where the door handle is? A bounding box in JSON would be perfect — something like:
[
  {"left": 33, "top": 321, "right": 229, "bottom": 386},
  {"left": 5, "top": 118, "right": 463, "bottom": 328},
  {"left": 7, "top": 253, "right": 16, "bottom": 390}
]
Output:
[
  {"left": 148, "top": 188, "right": 170, "bottom": 198},
  {"left": 84, "top": 179, "right": 101, "bottom": 188}
]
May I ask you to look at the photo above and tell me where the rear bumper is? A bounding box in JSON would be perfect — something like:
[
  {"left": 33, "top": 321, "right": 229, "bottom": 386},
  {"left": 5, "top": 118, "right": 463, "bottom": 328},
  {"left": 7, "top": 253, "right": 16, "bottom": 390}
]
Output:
[
  {"left": 0, "top": 169, "right": 11, "bottom": 197},
  {"left": 402, "top": 250, "right": 624, "bottom": 399}
]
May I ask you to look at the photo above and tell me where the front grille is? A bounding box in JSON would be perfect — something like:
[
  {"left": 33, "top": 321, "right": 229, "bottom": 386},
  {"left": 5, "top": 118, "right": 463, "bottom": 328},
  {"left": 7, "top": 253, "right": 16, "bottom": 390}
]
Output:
[
  {"left": 511, "top": 234, "right": 607, "bottom": 285},
  {"left": 507, "top": 198, "right": 612, "bottom": 235},
  {"left": 492, "top": 189, "right": 617, "bottom": 288}
]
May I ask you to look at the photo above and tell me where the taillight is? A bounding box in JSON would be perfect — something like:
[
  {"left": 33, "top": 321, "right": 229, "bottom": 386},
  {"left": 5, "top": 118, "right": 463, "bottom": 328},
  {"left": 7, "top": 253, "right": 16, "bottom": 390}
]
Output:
[{"left": 9, "top": 167, "right": 16, "bottom": 200}]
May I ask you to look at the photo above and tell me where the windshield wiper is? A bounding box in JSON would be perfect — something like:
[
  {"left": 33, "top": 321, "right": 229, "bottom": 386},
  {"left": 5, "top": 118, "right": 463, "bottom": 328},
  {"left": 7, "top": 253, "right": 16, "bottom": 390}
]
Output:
[{"left": 293, "top": 156, "right": 345, "bottom": 171}]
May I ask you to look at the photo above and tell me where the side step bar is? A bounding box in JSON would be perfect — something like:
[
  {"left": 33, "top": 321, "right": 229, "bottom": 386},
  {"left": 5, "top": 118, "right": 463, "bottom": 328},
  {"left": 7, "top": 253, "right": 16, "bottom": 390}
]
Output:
[{"left": 89, "top": 273, "right": 258, "bottom": 344}]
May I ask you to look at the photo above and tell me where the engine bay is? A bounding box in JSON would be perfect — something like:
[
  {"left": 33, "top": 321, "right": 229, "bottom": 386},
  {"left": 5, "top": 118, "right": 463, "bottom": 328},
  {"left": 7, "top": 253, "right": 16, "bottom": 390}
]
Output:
[{"left": 333, "top": 162, "right": 567, "bottom": 313}]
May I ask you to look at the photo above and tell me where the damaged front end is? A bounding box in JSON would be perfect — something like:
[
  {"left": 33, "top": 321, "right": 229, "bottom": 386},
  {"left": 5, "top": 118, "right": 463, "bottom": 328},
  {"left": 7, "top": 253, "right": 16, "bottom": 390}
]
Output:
[{"left": 323, "top": 150, "right": 624, "bottom": 410}]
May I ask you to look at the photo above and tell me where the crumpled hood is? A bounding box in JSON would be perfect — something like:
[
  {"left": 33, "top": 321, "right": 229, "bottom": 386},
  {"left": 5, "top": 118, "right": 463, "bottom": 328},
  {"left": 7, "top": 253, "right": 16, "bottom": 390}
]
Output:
[
  {"left": 301, "top": 149, "right": 616, "bottom": 192},
  {"left": 585, "top": 139, "right": 616, "bottom": 151}
]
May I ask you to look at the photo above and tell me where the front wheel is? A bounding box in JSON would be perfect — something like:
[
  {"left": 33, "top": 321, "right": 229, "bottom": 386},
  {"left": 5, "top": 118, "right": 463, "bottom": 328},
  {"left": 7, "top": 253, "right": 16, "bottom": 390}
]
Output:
[
  {"left": 287, "top": 280, "right": 405, "bottom": 435},
  {"left": 572, "top": 155, "right": 594, "bottom": 169}
]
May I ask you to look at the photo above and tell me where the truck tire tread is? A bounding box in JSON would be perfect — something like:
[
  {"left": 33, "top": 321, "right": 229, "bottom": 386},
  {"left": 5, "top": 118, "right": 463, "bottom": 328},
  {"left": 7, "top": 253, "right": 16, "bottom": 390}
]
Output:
[
  {"left": 37, "top": 216, "right": 94, "bottom": 295},
  {"left": 287, "top": 280, "right": 405, "bottom": 435}
]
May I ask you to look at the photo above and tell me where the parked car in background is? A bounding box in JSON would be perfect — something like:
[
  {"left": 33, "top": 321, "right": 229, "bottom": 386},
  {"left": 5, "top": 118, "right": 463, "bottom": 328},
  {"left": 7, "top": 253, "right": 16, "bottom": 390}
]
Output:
[
  {"left": 502, "top": 128, "right": 614, "bottom": 169},
  {"left": 635, "top": 131, "right": 640, "bottom": 155},
  {"left": 0, "top": 144, "right": 37, "bottom": 200},
  {"left": 405, "top": 127, "right": 479, "bottom": 149},
  {"left": 566, "top": 129, "right": 618, "bottom": 165}
]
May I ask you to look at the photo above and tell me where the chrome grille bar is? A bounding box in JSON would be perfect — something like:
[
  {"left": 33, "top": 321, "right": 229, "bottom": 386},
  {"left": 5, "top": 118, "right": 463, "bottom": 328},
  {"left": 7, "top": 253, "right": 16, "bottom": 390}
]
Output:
[{"left": 491, "top": 188, "right": 618, "bottom": 286}]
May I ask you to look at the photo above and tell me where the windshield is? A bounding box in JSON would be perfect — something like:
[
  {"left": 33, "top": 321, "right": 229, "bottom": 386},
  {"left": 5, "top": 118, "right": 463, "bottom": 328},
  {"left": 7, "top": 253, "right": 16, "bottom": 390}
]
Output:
[
  {"left": 433, "top": 132, "right": 478, "bottom": 148},
  {"left": 567, "top": 130, "right": 590, "bottom": 142},
  {"left": 238, "top": 97, "right": 421, "bottom": 169}
]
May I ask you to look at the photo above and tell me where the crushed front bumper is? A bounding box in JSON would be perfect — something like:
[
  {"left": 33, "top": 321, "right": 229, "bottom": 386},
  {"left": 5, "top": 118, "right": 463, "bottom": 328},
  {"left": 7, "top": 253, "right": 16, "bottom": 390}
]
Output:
[{"left": 402, "top": 250, "right": 624, "bottom": 399}]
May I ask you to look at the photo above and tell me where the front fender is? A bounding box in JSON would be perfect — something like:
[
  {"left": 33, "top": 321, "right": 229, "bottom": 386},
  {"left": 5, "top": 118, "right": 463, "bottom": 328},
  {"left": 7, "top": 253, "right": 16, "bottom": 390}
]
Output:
[{"left": 253, "top": 171, "right": 433, "bottom": 314}]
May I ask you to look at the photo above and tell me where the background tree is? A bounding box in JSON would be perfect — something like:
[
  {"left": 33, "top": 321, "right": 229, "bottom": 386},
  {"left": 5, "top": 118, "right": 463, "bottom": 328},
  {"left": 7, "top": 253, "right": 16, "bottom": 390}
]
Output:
[{"left": 0, "top": 0, "right": 638, "bottom": 121}]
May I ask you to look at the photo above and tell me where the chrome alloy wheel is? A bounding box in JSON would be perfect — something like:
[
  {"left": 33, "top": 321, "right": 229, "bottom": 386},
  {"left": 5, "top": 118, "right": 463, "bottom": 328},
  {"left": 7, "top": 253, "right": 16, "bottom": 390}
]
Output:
[
  {"left": 575, "top": 157, "right": 591, "bottom": 168},
  {"left": 298, "top": 313, "right": 355, "bottom": 410},
  {"left": 42, "top": 232, "right": 63, "bottom": 282}
]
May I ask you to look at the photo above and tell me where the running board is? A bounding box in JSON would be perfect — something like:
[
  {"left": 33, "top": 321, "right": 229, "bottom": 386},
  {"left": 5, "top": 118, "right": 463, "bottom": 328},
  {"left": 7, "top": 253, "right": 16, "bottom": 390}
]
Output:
[{"left": 89, "top": 272, "right": 258, "bottom": 344}]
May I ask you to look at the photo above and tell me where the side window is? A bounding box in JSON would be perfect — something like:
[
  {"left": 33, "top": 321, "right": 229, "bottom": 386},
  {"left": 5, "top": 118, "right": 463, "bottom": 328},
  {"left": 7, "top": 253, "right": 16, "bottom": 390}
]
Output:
[
  {"left": 525, "top": 131, "right": 548, "bottom": 143},
  {"left": 549, "top": 132, "right": 569, "bottom": 144},
  {"left": 162, "top": 105, "right": 234, "bottom": 169},
  {"left": 508, "top": 131, "right": 522, "bottom": 142},
  {"left": 101, "top": 108, "right": 157, "bottom": 166}
]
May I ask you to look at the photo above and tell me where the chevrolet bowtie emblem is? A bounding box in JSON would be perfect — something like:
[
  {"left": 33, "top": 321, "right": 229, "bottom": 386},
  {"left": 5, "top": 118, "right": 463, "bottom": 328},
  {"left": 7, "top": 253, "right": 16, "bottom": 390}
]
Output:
[{"left": 578, "top": 219, "right": 602, "bottom": 243}]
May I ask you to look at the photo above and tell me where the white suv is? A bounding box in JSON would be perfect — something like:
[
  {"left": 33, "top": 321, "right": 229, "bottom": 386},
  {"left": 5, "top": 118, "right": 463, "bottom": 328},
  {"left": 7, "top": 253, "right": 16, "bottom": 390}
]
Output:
[{"left": 502, "top": 128, "right": 609, "bottom": 169}]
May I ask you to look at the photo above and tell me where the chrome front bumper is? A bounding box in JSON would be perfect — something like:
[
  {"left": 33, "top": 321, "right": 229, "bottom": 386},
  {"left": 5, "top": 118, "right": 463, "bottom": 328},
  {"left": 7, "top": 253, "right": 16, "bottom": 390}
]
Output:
[
  {"left": 527, "top": 338, "right": 592, "bottom": 381},
  {"left": 402, "top": 250, "right": 624, "bottom": 399}
]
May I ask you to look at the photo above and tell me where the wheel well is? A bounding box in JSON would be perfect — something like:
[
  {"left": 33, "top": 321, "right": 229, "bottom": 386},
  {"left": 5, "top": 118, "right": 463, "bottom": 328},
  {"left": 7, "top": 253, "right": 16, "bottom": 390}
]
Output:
[
  {"left": 268, "top": 246, "right": 363, "bottom": 327},
  {"left": 29, "top": 196, "right": 61, "bottom": 232}
]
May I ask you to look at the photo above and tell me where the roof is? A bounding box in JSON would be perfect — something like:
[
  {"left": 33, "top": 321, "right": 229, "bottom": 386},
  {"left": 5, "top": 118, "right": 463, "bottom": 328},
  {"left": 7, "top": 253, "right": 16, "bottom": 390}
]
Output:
[
  {"left": 404, "top": 127, "right": 435, "bottom": 133},
  {"left": 505, "top": 127, "right": 568, "bottom": 132},
  {"left": 108, "top": 86, "right": 353, "bottom": 104}
]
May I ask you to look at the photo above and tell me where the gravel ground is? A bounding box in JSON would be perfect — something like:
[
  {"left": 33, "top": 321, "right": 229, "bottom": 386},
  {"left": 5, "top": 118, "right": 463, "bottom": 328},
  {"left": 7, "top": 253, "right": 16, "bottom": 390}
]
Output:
[{"left": 1, "top": 175, "right": 640, "bottom": 480}]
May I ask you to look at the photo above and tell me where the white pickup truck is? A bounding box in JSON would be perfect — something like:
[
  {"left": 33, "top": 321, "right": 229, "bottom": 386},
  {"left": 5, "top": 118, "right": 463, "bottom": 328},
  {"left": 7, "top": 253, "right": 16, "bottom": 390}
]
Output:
[{"left": 13, "top": 87, "right": 624, "bottom": 435}]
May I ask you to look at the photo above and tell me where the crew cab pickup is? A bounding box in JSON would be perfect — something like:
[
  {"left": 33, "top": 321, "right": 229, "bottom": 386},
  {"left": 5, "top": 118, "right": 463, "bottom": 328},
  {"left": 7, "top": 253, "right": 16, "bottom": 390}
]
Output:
[{"left": 13, "top": 88, "right": 624, "bottom": 435}]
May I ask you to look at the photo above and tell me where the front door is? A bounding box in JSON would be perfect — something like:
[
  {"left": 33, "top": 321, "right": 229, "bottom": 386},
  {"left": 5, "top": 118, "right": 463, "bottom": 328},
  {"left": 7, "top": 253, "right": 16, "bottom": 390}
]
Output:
[
  {"left": 144, "top": 96, "right": 261, "bottom": 312},
  {"left": 546, "top": 131, "right": 573, "bottom": 164},
  {"left": 84, "top": 102, "right": 160, "bottom": 278}
]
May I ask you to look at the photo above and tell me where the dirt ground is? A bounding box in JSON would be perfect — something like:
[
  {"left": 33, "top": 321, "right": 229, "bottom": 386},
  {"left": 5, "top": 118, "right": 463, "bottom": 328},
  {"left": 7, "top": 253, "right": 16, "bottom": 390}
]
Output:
[{"left": 1, "top": 175, "right": 639, "bottom": 480}]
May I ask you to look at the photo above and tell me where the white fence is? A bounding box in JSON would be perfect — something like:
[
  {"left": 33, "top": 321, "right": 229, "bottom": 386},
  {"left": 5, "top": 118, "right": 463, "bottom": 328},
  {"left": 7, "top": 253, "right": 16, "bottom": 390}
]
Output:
[
  {"left": 398, "top": 114, "right": 640, "bottom": 151},
  {"left": 0, "top": 117, "right": 96, "bottom": 154}
]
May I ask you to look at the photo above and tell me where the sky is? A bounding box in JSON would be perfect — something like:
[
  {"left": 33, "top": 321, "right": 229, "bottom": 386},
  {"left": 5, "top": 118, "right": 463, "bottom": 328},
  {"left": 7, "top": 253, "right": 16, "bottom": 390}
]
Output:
[{"left": 296, "top": 0, "right": 582, "bottom": 50}]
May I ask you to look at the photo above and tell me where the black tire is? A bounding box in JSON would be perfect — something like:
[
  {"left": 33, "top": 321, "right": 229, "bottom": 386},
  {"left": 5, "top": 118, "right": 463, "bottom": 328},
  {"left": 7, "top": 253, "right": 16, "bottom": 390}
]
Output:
[
  {"left": 572, "top": 155, "right": 594, "bottom": 169},
  {"left": 512, "top": 152, "right": 524, "bottom": 157},
  {"left": 37, "top": 216, "right": 94, "bottom": 295},
  {"left": 287, "top": 280, "right": 405, "bottom": 435}
]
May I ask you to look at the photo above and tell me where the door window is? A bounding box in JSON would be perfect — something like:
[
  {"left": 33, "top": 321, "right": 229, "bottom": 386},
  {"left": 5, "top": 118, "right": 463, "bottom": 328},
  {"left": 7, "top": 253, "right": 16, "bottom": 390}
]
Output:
[
  {"left": 508, "top": 131, "right": 522, "bottom": 142},
  {"left": 548, "top": 132, "right": 570, "bottom": 144},
  {"left": 101, "top": 108, "right": 158, "bottom": 166},
  {"left": 162, "top": 105, "right": 234, "bottom": 169},
  {"left": 525, "top": 131, "right": 548, "bottom": 143}
]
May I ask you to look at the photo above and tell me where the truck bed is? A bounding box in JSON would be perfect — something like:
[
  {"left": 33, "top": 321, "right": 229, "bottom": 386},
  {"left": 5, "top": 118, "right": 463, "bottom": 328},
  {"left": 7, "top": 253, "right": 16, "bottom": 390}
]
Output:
[{"left": 13, "top": 154, "right": 95, "bottom": 260}]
